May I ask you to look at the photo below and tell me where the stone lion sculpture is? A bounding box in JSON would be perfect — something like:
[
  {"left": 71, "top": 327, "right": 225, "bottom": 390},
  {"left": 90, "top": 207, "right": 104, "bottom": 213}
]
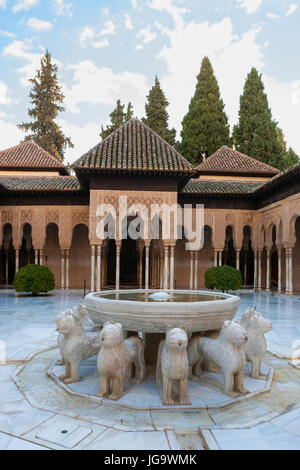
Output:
[
  {"left": 156, "top": 328, "right": 191, "bottom": 406},
  {"left": 241, "top": 308, "right": 272, "bottom": 379},
  {"left": 96, "top": 322, "right": 145, "bottom": 401},
  {"left": 188, "top": 320, "right": 249, "bottom": 398},
  {"left": 56, "top": 304, "right": 101, "bottom": 384}
]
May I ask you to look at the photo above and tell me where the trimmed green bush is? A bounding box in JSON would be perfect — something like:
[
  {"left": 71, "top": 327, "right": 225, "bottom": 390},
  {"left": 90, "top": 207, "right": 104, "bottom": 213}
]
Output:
[
  {"left": 205, "top": 265, "right": 242, "bottom": 293},
  {"left": 13, "top": 264, "right": 55, "bottom": 296}
]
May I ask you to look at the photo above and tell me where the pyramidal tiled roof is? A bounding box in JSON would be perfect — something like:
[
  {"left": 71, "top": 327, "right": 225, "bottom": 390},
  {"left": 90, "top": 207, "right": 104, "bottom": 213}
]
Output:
[
  {"left": 0, "top": 142, "right": 68, "bottom": 175},
  {"left": 73, "top": 119, "right": 195, "bottom": 175},
  {"left": 0, "top": 176, "right": 82, "bottom": 192},
  {"left": 197, "top": 146, "right": 280, "bottom": 177},
  {"left": 182, "top": 179, "right": 263, "bottom": 197}
]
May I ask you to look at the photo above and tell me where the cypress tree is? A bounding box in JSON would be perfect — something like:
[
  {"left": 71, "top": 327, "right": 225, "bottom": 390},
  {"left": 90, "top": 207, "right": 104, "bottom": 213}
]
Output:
[
  {"left": 18, "top": 50, "right": 73, "bottom": 162},
  {"left": 143, "top": 76, "right": 176, "bottom": 146},
  {"left": 276, "top": 128, "right": 299, "bottom": 170},
  {"left": 181, "top": 57, "right": 230, "bottom": 164},
  {"left": 233, "top": 68, "right": 283, "bottom": 168},
  {"left": 100, "top": 99, "right": 134, "bottom": 139}
]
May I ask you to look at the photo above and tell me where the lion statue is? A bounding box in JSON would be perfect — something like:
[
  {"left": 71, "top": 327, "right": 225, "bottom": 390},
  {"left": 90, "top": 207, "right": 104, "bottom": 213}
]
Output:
[
  {"left": 96, "top": 322, "right": 145, "bottom": 401},
  {"left": 241, "top": 308, "right": 272, "bottom": 379},
  {"left": 56, "top": 304, "right": 101, "bottom": 384},
  {"left": 188, "top": 320, "right": 249, "bottom": 398},
  {"left": 156, "top": 328, "right": 191, "bottom": 406}
]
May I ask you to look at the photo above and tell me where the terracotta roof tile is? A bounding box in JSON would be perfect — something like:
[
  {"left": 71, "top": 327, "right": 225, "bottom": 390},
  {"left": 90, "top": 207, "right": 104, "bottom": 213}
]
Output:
[
  {"left": 196, "top": 146, "right": 280, "bottom": 177},
  {"left": 73, "top": 119, "right": 194, "bottom": 174},
  {"left": 0, "top": 142, "right": 68, "bottom": 175},
  {"left": 182, "top": 179, "right": 263, "bottom": 196},
  {"left": 0, "top": 176, "right": 82, "bottom": 192}
]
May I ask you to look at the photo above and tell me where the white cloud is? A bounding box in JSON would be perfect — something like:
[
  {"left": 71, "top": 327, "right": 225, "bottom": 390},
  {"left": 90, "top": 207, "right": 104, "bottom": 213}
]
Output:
[
  {"left": 131, "top": 0, "right": 138, "bottom": 9},
  {"left": 236, "top": 0, "right": 262, "bottom": 14},
  {"left": 0, "top": 118, "right": 23, "bottom": 151},
  {"left": 286, "top": 4, "right": 298, "bottom": 16},
  {"left": 266, "top": 13, "right": 280, "bottom": 19},
  {"left": 3, "top": 40, "right": 43, "bottom": 86},
  {"left": 79, "top": 26, "right": 95, "bottom": 45},
  {"left": 58, "top": 119, "right": 101, "bottom": 164},
  {"left": 12, "top": 0, "right": 39, "bottom": 13},
  {"left": 135, "top": 44, "right": 144, "bottom": 51},
  {"left": 137, "top": 26, "right": 156, "bottom": 44},
  {"left": 91, "top": 39, "right": 109, "bottom": 48},
  {"left": 27, "top": 17, "right": 53, "bottom": 32},
  {"left": 0, "top": 0, "right": 7, "bottom": 9},
  {"left": 125, "top": 14, "right": 133, "bottom": 30},
  {"left": 148, "top": 0, "right": 187, "bottom": 28},
  {"left": 100, "top": 20, "right": 115, "bottom": 36},
  {"left": 157, "top": 17, "right": 264, "bottom": 137},
  {"left": 53, "top": 0, "right": 72, "bottom": 17},
  {"left": 0, "top": 81, "right": 13, "bottom": 105},
  {"left": 64, "top": 60, "right": 148, "bottom": 116},
  {"left": 0, "top": 30, "right": 15, "bottom": 37}
]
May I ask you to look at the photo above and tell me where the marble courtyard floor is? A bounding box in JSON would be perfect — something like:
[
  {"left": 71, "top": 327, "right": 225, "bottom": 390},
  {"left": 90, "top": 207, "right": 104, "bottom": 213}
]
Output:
[{"left": 1, "top": 289, "right": 300, "bottom": 450}]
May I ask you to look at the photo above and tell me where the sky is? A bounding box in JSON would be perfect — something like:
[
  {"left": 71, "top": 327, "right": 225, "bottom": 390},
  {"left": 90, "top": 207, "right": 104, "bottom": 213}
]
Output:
[{"left": 0, "top": 0, "right": 300, "bottom": 163}]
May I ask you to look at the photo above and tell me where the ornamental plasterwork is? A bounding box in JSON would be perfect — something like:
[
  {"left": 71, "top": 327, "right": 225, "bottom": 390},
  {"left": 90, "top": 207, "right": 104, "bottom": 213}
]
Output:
[
  {"left": 72, "top": 211, "right": 89, "bottom": 227},
  {"left": 46, "top": 210, "right": 59, "bottom": 225},
  {"left": 1, "top": 211, "right": 13, "bottom": 224}
]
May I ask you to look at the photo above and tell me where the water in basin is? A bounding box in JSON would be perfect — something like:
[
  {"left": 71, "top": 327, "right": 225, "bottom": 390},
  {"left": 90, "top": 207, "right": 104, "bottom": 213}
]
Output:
[{"left": 95, "top": 292, "right": 223, "bottom": 303}]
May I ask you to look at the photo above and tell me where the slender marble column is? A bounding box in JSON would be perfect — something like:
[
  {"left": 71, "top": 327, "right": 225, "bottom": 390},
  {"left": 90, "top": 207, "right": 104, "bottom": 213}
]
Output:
[
  {"left": 170, "top": 245, "right": 175, "bottom": 291},
  {"left": 253, "top": 250, "right": 258, "bottom": 290},
  {"left": 288, "top": 248, "right": 294, "bottom": 295},
  {"left": 90, "top": 245, "right": 95, "bottom": 293},
  {"left": 218, "top": 251, "right": 223, "bottom": 267},
  {"left": 194, "top": 252, "right": 198, "bottom": 290},
  {"left": 189, "top": 251, "right": 194, "bottom": 290},
  {"left": 266, "top": 249, "right": 271, "bottom": 291},
  {"left": 116, "top": 242, "right": 121, "bottom": 291},
  {"left": 257, "top": 250, "right": 262, "bottom": 291},
  {"left": 214, "top": 250, "right": 218, "bottom": 267},
  {"left": 15, "top": 249, "right": 19, "bottom": 274},
  {"left": 285, "top": 248, "right": 290, "bottom": 294},
  {"left": 65, "top": 249, "right": 70, "bottom": 290},
  {"left": 236, "top": 250, "right": 240, "bottom": 271},
  {"left": 278, "top": 248, "right": 282, "bottom": 294},
  {"left": 160, "top": 248, "right": 164, "bottom": 290},
  {"left": 39, "top": 249, "right": 43, "bottom": 266},
  {"left": 35, "top": 249, "right": 39, "bottom": 265},
  {"left": 96, "top": 245, "right": 101, "bottom": 292},
  {"left": 61, "top": 249, "right": 65, "bottom": 290},
  {"left": 145, "top": 244, "right": 150, "bottom": 291},
  {"left": 163, "top": 246, "right": 169, "bottom": 291},
  {"left": 138, "top": 246, "right": 143, "bottom": 289}
]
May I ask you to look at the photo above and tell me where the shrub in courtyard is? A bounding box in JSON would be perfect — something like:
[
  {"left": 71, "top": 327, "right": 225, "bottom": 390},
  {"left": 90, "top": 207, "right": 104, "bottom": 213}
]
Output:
[
  {"left": 205, "top": 265, "right": 242, "bottom": 293},
  {"left": 13, "top": 264, "right": 55, "bottom": 296}
]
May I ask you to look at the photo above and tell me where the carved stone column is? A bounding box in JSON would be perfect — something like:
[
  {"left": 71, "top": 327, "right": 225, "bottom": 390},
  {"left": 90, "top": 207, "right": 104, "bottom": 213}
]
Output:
[
  {"left": 61, "top": 249, "right": 65, "bottom": 290},
  {"left": 65, "top": 249, "right": 70, "bottom": 290},
  {"left": 34, "top": 249, "right": 39, "bottom": 265},
  {"left": 286, "top": 247, "right": 294, "bottom": 295},
  {"left": 15, "top": 249, "right": 19, "bottom": 274},
  {"left": 159, "top": 247, "right": 164, "bottom": 290},
  {"left": 253, "top": 250, "right": 258, "bottom": 290},
  {"left": 257, "top": 250, "right": 262, "bottom": 291},
  {"left": 189, "top": 251, "right": 194, "bottom": 290},
  {"left": 194, "top": 251, "right": 198, "bottom": 290},
  {"left": 278, "top": 247, "right": 282, "bottom": 294},
  {"left": 236, "top": 250, "right": 240, "bottom": 271},
  {"left": 115, "top": 241, "right": 121, "bottom": 291},
  {"left": 214, "top": 250, "right": 218, "bottom": 267},
  {"left": 266, "top": 249, "right": 271, "bottom": 291},
  {"left": 285, "top": 247, "right": 290, "bottom": 294},
  {"left": 163, "top": 245, "right": 169, "bottom": 291},
  {"left": 145, "top": 242, "right": 150, "bottom": 291},
  {"left": 90, "top": 245, "right": 95, "bottom": 292},
  {"left": 218, "top": 251, "right": 223, "bottom": 267},
  {"left": 39, "top": 249, "right": 43, "bottom": 266},
  {"left": 96, "top": 245, "right": 102, "bottom": 292},
  {"left": 170, "top": 244, "right": 175, "bottom": 291}
]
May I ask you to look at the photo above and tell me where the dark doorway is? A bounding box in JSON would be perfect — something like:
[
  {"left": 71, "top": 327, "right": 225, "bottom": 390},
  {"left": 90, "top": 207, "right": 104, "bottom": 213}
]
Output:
[{"left": 120, "top": 238, "right": 138, "bottom": 286}]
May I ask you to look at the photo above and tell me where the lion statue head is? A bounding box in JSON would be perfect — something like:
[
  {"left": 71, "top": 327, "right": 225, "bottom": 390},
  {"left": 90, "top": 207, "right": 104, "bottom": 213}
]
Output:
[
  {"left": 100, "top": 322, "right": 123, "bottom": 348},
  {"left": 221, "top": 320, "right": 248, "bottom": 347}
]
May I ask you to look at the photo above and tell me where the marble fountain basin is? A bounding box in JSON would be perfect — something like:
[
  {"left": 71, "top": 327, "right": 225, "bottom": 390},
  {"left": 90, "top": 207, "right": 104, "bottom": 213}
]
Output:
[{"left": 83, "top": 289, "right": 240, "bottom": 333}]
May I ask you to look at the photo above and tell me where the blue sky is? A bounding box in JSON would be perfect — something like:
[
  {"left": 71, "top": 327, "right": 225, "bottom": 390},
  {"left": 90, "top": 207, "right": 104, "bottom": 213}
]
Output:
[{"left": 0, "top": 0, "right": 300, "bottom": 163}]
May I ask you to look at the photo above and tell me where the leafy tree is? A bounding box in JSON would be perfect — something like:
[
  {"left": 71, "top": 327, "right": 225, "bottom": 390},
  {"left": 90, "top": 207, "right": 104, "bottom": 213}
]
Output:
[
  {"left": 233, "top": 68, "right": 283, "bottom": 169},
  {"left": 181, "top": 57, "right": 230, "bottom": 164},
  {"left": 142, "top": 76, "right": 176, "bottom": 146},
  {"left": 18, "top": 50, "right": 73, "bottom": 162},
  {"left": 276, "top": 128, "right": 299, "bottom": 171},
  {"left": 100, "top": 99, "right": 134, "bottom": 139}
]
